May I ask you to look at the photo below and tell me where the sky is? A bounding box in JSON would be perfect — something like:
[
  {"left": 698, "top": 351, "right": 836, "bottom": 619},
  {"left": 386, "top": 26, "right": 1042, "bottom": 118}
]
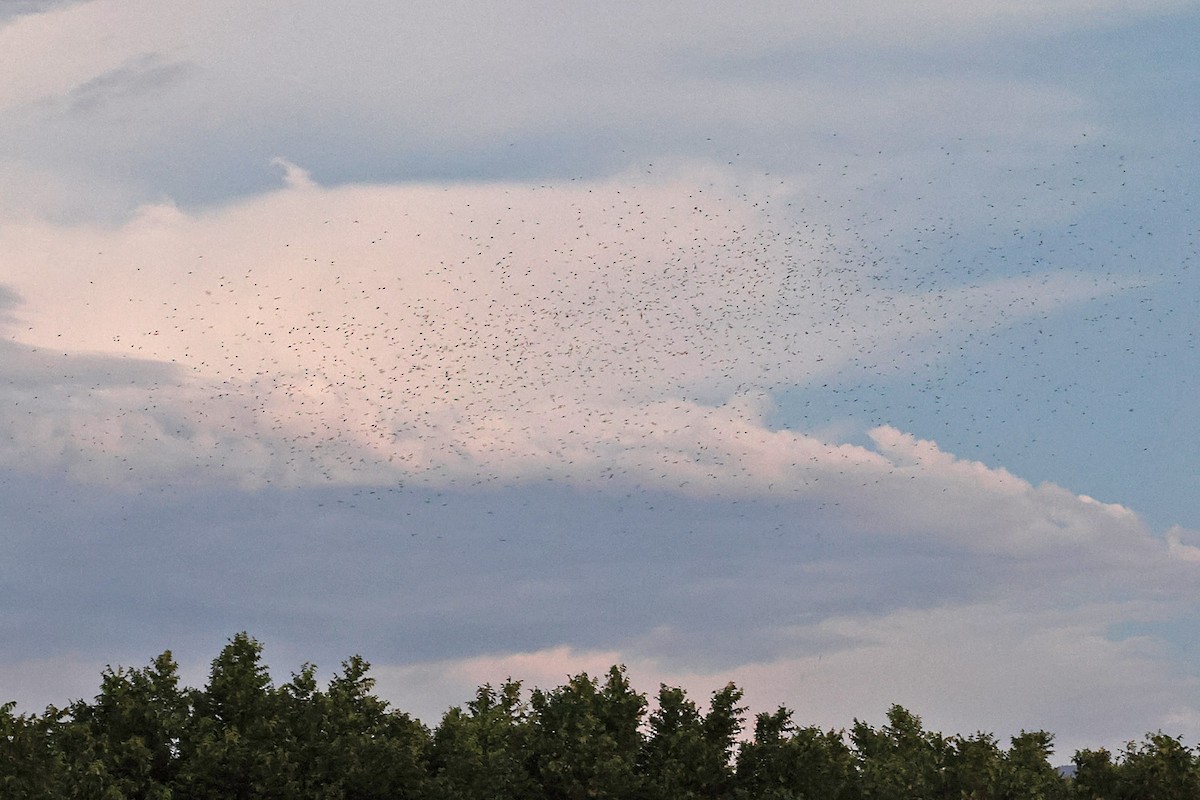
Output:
[{"left": 1, "top": 0, "right": 1199, "bottom": 757}]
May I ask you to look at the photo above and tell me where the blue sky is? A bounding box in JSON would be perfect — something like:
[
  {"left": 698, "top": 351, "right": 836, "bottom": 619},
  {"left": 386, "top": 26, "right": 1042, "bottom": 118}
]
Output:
[{"left": 1, "top": 0, "right": 1199, "bottom": 756}]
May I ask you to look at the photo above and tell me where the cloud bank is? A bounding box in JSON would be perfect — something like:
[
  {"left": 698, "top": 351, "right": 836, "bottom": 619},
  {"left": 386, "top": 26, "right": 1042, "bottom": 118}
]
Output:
[{"left": 0, "top": 170, "right": 1131, "bottom": 494}]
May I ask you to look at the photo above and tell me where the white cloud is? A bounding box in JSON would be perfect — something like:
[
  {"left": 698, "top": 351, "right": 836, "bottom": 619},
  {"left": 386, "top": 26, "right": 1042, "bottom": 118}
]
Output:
[
  {"left": 0, "top": 172, "right": 1133, "bottom": 497},
  {"left": 1167, "top": 526, "right": 1200, "bottom": 563},
  {"left": 0, "top": 0, "right": 1169, "bottom": 221},
  {"left": 859, "top": 426, "right": 1158, "bottom": 559}
]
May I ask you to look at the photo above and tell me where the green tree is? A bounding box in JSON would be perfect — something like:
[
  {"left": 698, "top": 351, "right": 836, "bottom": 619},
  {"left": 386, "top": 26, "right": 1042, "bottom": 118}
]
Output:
[
  {"left": 527, "top": 666, "right": 646, "bottom": 800},
  {"left": 321, "top": 655, "right": 430, "bottom": 799},
  {"left": 734, "top": 706, "right": 856, "bottom": 800},
  {"left": 1114, "top": 733, "right": 1200, "bottom": 800},
  {"left": 942, "top": 732, "right": 1004, "bottom": 800},
  {"left": 851, "top": 705, "right": 947, "bottom": 800},
  {"left": 275, "top": 661, "right": 326, "bottom": 798},
  {"left": 1000, "top": 730, "right": 1067, "bottom": 800},
  {"left": 701, "top": 683, "right": 746, "bottom": 797},
  {"left": 1, "top": 701, "right": 67, "bottom": 799},
  {"left": 173, "top": 632, "right": 296, "bottom": 800},
  {"left": 641, "top": 683, "right": 746, "bottom": 799},
  {"left": 1071, "top": 748, "right": 1117, "bottom": 800},
  {"left": 59, "top": 650, "right": 188, "bottom": 800},
  {"left": 429, "top": 680, "right": 533, "bottom": 800},
  {"left": 641, "top": 684, "right": 704, "bottom": 798},
  {"left": 16, "top": 631, "right": 1200, "bottom": 800}
]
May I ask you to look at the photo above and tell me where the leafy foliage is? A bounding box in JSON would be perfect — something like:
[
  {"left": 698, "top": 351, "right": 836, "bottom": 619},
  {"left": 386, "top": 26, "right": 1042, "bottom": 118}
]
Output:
[{"left": 2, "top": 634, "right": 1198, "bottom": 799}]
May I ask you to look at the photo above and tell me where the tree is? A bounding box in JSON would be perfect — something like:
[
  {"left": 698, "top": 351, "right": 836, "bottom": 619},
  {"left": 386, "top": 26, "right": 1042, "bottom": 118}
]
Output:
[
  {"left": 702, "top": 683, "right": 746, "bottom": 797},
  {"left": 1114, "top": 733, "right": 1200, "bottom": 800},
  {"left": 323, "top": 655, "right": 430, "bottom": 798},
  {"left": 637, "top": 682, "right": 745, "bottom": 800},
  {"left": 942, "top": 732, "right": 1004, "bottom": 800},
  {"left": 59, "top": 650, "right": 187, "bottom": 800},
  {"left": 526, "top": 666, "right": 646, "bottom": 800},
  {"left": 1071, "top": 748, "right": 1118, "bottom": 800},
  {"left": 734, "top": 706, "right": 856, "bottom": 800},
  {"left": 1, "top": 701, "right": 67, "bottom": 799},
  {"left": 1000, "top": 730, "right": 1067, "bottom": 800},
  {"left": 173, "top": 632, "right": 295, "bottom": 800},
  {"left": 429, "top": 680, "right": 533, "bottom": 800},
  {"left": 851, "top": 705, "right": 947, "bottom": 800},
  {"left": 10, "top": 632, "right": 1200, "bottom": 800}
]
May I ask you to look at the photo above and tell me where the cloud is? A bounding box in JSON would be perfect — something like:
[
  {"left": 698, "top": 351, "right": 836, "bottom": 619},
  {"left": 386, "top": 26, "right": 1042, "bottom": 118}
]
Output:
[
  {"left": 0, "top": 0, "right": 1173, "bottom": 214},
  {"left": 2, "top": 411, "right": 1197, "bottom": 750},
  {"left": 859, "top": 426, "right": 1154, "bottom": 559},
  {"left": 0, "top": 283, "right": 20, "bottom": 323},
  {"left": 270, "top": 157, "right": 315, "bottom": 191},
  {"left": 1166, "top": 526, "right": 1200, "bottom": 563},
  {"left": 0, "top": 172, "right": 1139, "bottom": 494},
  {"left": 0, "top": 0, "right": 91, "bottom": 25},
  {"left": 61, "top": 52, "right": 196, "bottom": 115}
]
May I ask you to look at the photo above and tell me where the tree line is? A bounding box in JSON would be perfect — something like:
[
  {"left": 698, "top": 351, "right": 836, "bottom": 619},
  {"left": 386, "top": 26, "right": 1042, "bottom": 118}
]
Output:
[{"left": 2, "top": 633, "right": 1197, "bottom": 799}]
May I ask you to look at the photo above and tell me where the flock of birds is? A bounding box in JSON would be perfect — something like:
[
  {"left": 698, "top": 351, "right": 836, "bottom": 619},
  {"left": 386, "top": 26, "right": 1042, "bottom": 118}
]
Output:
[{"left": 4, "top": 141, "right": 1195, "bottom": 512}]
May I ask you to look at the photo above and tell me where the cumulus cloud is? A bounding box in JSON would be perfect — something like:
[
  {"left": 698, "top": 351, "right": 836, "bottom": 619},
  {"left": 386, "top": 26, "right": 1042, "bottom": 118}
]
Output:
[
  {"left": 0, "top": 172, "right": 1135, "bottom": 496},
  {"left": 0, "top": 171, "right": 1132, "bottom": 484}
]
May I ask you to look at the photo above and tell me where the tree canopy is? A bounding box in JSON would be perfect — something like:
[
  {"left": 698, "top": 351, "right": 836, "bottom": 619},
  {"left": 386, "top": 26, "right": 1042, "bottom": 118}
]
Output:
[{"left": 2, "top": 633, "right": 1197, "bottom": 799}]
